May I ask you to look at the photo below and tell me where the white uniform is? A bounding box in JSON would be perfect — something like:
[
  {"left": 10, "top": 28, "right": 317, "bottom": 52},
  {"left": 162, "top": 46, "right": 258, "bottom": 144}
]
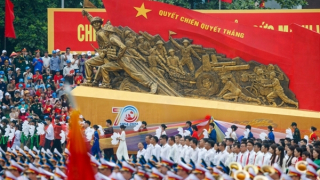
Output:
[
  {"left": 261, "top": 152, "right": 272, "bottom": 166},
  {"left": 218, "top": 150, "right": 229, "bottom": 165},
  {"left": 254, "top": 151, "right": 264, "bottom": 166},
  {"left": 169, "top": 144, "right": 178, "bottom": 162},
  {"left": 145, "top": 144, "right": 153, "bottom": 160},
  {"left": 204, "top": 148, "right": 216, "bottom": 166},
  {"left": 160, "top": 143, "right": 171, "bottom": 159},
  {"left": 225, "top": 152, "right": 234, "bottom": 166},
  {"left": 237, "top": 151, "right": 248, "bottom": 167},
  {"left": 197, "top": 148, "right": 207, "bottom": 164},
  {"left": 137, "top": 148, "right": 146, "bottom": 159},
  {"left": 151, "top": 144, "right": 161, "bottom": 161},
  {"left": 245, "top": 149, "right": 256, "bottom": 165},
  {"left": 189, "top": 147, "right": 199, "bottom": 164},
  {"left": 184, "top": 146, "right": 192, "bottom": 163}
]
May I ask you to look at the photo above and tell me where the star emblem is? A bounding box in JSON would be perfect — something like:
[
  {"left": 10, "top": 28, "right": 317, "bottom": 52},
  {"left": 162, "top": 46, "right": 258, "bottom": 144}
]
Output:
[{"left": 134, "top": 3, "right": 151, "bottom": 19}]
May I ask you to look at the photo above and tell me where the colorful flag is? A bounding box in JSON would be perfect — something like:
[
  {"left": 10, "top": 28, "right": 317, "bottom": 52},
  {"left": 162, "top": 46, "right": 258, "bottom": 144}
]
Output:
[
  {"left": 67, "top": 110, "right": 95, "bottom": 180},
  {"left": 260, "top": 0, "right": 265, "bottom": 7},
  {"left": 102, "top": 0, "right": 320, "bottom": 111},
  {"left": 221, "top": 0, "right": 233, "bottom": 3},
  {"left": 5, "top": 0, "right": 16, "bottom": 39}
]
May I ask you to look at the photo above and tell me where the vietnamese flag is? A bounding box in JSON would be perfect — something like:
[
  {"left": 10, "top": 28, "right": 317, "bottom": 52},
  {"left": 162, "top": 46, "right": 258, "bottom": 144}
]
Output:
[
  {"left": 67, "top": 110, "right": 95, "bottom": 180},
  {"left": 102, "top": 0, "right": 320, "bottom": 111},
  {"left": 221, "top": 0, "right": 232, "bottom": 3},
  {"left": 5, "top": 0, "right": 16, "bottom": 39}
]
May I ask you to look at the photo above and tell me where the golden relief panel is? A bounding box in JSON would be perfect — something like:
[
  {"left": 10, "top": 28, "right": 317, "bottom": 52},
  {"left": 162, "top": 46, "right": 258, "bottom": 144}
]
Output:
[{"left": 81, "top": 10, "right": 298, "bottom": 109}]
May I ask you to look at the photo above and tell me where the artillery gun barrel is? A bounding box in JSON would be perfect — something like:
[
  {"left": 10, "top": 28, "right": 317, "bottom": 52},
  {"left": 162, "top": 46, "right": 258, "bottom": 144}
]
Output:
[{"left": 212, "top": 64, "right": 250, "bottom": 71}]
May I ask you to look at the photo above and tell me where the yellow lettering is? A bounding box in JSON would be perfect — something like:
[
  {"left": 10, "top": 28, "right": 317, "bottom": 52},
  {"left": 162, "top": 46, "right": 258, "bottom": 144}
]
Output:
[
  {"left": 278, "top": 25, "right": 289, "bottom": 32},
  {"left": 77, "top": 25, "right": 85, "bottom": 42},
  {"left": 194, "top": 21, "right": 199, "bottom": 27},
  {"left": 85, "top": 25, "right": 92, "bottom": 42},
  {"left": 180, "top": 17, "right": 184, "bottom": 22}
]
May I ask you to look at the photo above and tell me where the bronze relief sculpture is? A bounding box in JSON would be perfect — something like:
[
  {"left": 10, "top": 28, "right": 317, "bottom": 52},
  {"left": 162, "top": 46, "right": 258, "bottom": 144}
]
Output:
[{"left": 81, "top": 10, "right": 299, "bottom": 109}]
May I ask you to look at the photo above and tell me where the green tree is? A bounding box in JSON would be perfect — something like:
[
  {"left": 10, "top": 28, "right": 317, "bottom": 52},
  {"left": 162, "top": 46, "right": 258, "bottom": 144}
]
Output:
[{"left": 0, "top": 0, "right": 102, "bottom": 54}]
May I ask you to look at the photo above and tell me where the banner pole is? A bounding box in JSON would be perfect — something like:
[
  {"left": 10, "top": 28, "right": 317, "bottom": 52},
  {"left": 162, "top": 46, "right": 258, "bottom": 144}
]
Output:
[
  {"left": 219, "top": 0, "right": 221, "bottom": 10},
  {"left": 4, "top": 36, "right": 6, "bottom": 50}
]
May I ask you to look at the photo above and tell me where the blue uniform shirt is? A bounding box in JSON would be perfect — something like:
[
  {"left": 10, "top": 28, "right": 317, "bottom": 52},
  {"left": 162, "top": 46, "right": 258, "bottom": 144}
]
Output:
[
  {"left": 209, "top": 129, "right": 217, "bottom": 142},
  {"left": 268, "top": 131, "right": 275, "bottom": 141}
]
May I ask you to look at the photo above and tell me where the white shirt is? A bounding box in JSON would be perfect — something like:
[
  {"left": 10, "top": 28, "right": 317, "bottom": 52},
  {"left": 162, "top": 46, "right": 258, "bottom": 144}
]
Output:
[
  {"left": 189, "top": 147, "right": 199, "bottom": 164},
  {"left": 45, "top": 124, "right": 54, "bottom": 140},
  {"left": 63, "top": 53, "right": 73, "bottom": 65},
  {"left": 173, "top": 144, "right": 181, "bottom": 162},
  {"left": 151, "top": 144, "right": 161, "bottom": 161},
  {"left": 63, "top": 66, "right": 75, "bottom": 76},
  {"left": 145, "top": 144, "right": 152, "bottom": 160},
  {"left": 238, "top": 151, "right": 248, "bottom": 167},
  {"left": 246, "top": 149, "right": 256, "bottom": 165},
  {"left": 225, "top": 152, "right": 234, "bottom": 166},
  {"left": 218, "top": 150, "right": 229, "bottom": 165},
  {"left": 254, "top": 151, "right": 264, "bottom": 166},
  {"left": 169, "top": 144, "right": 178, "bottom": 162},
  {"left": 261, "top": 152, "right": 272, "bottom": 166},
  {"left": 160, "top": 143, "right": 171, "bottom": 159},
  {"left": 197, "top": 148, "right": 207, "bottom": 164},
  {"left": 137, "top": 148, "right": 146, "bottom": 159},
  {"left": 71, "top": 58, "right": 79, "bottom": 69},
  {"left": 204, "top": 148, "right": 216, "bottom": 166},
  {"left": 95, "top": 172, "right": 111, "bottom": 180},
  {"left": 231, "top": 131, "right": 237, "bottom": 140},
  {"left": 42, "top": 56, "right": 51, "bottom": 68},
  {"left": 184, "top": 146, "right": 192, "bottom": 163}
]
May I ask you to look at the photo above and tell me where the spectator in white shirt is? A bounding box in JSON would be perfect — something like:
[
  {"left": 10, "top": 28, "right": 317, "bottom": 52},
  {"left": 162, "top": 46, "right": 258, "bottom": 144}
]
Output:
[
  {"left": 44, "top": 117, "right": 54, "bottom": 150},
  {"left": 246, "top": 141, "right": 256, "bottom": 165},
  {"left": 168, "top": 136, "right": 178, "bottom": 162},
  {"left": 63, "top": 47, "right": 72, "bottom": 67},
  {"left": 71, "top": 52, "right": 79, "bottom": 71},
  {"left": 137, "top": 142, "right": 146, "bottom": 158},
  {"left": 42, "top": 51, "right": 50, "bottom": 72},
  {"left": 160, "top": 135, "right": 171, "bottom": 159},
  {"left": 189, "top": 138, "right": 199, "bottom": 164},
  {"left": 63, "top": 60, "right": 75, "bottom": 85},
  {"left": 144, "top": 135, "right": 153, "bottom": 160},
  {"left": 151, "top": 136, "right": 161, "bottom": 161},
  {"left": 254, "top": 142, "right": 263, "bottom": 166}
]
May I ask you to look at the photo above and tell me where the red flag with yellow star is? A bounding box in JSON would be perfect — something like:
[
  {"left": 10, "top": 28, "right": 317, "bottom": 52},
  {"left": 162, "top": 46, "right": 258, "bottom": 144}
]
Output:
[{"left": 102, "top": 0, "right": 320, "bottom": 111}]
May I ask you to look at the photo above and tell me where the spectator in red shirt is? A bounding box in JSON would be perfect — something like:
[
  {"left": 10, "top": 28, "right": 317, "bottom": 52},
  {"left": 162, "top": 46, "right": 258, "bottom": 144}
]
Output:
[
  {"left": 53, "top": 70, "right": 63, "bottom": 84},
  {"left": 74, "top": 70, "right": 83, "bottom": 86},
  {"left": 310, "top": 126, "right": 318, "bottom": 143},
  {"left": 19, "top": 108, "right": 29, "bottom": 122},
  {"left": 33, "top": 69, "right": 43, "bottom": 83},
  {"left": 43, "top": 100, "right": 53, "bottom": 116},
  {"left": 52, "top": 116, "right": 63, "bottom": 153},
  {"left": 60, "top": 107, "right": 68, "bottom": 123},
  {"left": 35, "top": 86, "right": 45, "bottom": 97},
  {"left": 39, "top": 121, "right": 49, "bottom": 148},
  {"left": 191, "top": 125, "right": 199, "bottom": 140},
  {"left": 15, "top": 78, "right": 26, "bottom": 89},
  {"left": 46, "top": 85, "right": 53, "bottom": 98}
]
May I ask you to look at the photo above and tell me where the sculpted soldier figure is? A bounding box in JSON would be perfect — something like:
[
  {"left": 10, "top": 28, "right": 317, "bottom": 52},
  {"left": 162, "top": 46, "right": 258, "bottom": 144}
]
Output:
[
  {"left": 167, "top": 49, "right": 185, "bottom": 75},
  {"left": 148, "top": 48, "right": 169, "bottom": 80},
  {"left": 81, "top": 10, "right": 109, "bottom": 86},
  {"left": 96, "top": 24, "right": 158, "bottom": 93},
  {"left": 169, "top": 37, "right": 202, "bottom": 76},
  {"left": 218, "top": 76, "right": 261, "bottom": 104},
  {"left": 125, "top": 40, "right": 147, "bottom": 63},
  {"left": 155, "top": 40, "right": 168, "bottom": 64},
  {"left": 137, "top": 36, "right": 152, "bottom": 56},
  {"left": 263, "top": 72, "right": 298, "bottom": 108}
]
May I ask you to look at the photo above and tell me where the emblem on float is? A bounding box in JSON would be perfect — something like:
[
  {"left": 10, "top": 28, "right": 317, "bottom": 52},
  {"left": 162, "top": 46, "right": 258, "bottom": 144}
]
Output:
[{"left": 112, "top": 105, "right": 139, "bottom": 126}]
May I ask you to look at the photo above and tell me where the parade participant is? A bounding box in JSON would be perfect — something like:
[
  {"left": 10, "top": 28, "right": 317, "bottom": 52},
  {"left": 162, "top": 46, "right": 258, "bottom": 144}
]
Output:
[
  {"left": 208, "top": 123, "right": 216, "bottom": 143},
  {"left": 197, "top": 138, "right": 207, "bottom": 164},
  {"left": 183, "top": 136, "right": 192, "bottom": 163},
  {"left": 261, "top": 144, "right": 272, "bottom": 166},
  {"left": 160, "top": 124, "right": 167, "bottom": 135},
  {"left": 230, "top": 125, "right": 238, "bottom": 140},
  {"left": 238, "top": 142, "right": 248, "bottom": 167},
  {"left": 99, "top": 158, "right": 116, "bottom": 177},
  {"left": 269, "top": 144, "right": 277, "bottom": 166},
  {"left": 159, "top": 135, "right": 170, "bottom": 159},
  {"left": 176, "top": 161, "right": 192, "bottom": 179},
  {"left": 52, "top": 116, "right": 63, "bottom": 153},
  {"left": 245, "top": 125, "right": 254, "bottom": 139},
  {"left": 159, "top": 157, "right": 174, "bottom": 176},
  {"left": 44, "top": 117, "right": 54, "bottom": 150},
  {"left": 103, "top": 119, "right": 114, "bottom": 160},
  {"left": 189, "top": 138, "right": 199, "bottom": 163},
  {"left": 137, "top": 142, "right": 146, "bottom": 158},
  {"left": 246, "top": 141, "right": 256, "bottom": 165},
  {"left": 150, "top": 136, "right": 161, "bottom": 160},
  {"left": 121, "top": 161, "right": 136, "bottom": 180},
  {"left": 7, "top": 160, "right": 25, "bottom": 178},
  {"left": 138, "top": 121, "right": 148, "bottom": 132},
  {"left": 186, "top": 121, "right": 193, "bottom": 135},
  {"left": 191, "top": 125, "right": 199, "bottom": 140},
  {"left": 116, "top": 125, "right": 129, "bottom": 160},
  {"left": 204, "top": 140, "right": 215, "bottom": 165},
  {"left": 313, "top": 148, "right": 320, "bottom": 167},
  {"left": 168, "top": 136, "right": 177, "bottom": 162},
  {"left": 63, "top": 60, "right": 74, "bottom": 85},
  {"left": 193, "top": 164, "right": 207, "bottom": 179},
  {"left": 293, "top": 147, "right": 302, "bottom": 165},
  {"left": 276, "top": 146, "right": 286, "bottom": 172},
  {"left": 254, "top": 142, "right": 263, "bottom": 166},
  {"left": 33, "top": 52, "right": 43, "bottom": 74},
  {"left": 291, "top": 122, "right": 301, "bottom": 142},
  {"left": 144, "top": 135, "right": 153, "bottom": 160},
  {"left": 266, "top": 126, "right": 275, "bottom": 141},
  {"left": 150, "top": 167, "right": 164, "bottom": 180},
  {"left": 91, "top": 125, "right": 101, "bottom": 157},
  {"left": 26, "top": 163, "right": 40, "bottom": 180},
  {"left": 310, "top": 126, "right": 318, "bottom": 143}
]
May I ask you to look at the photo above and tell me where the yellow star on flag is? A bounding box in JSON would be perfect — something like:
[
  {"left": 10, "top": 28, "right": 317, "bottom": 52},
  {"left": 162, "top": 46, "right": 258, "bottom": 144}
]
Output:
[{"left": 134, "top": 3, "right": 151, "bottom": 19}]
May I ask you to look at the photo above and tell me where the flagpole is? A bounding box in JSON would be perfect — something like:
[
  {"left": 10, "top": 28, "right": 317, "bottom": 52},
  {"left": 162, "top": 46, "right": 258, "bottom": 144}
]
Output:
[
  {"left": 219, "top": 0, "right": 221, "bottom": 10},
  {"left": 3, "top": 36, "right": 6, "bottom": 50}
]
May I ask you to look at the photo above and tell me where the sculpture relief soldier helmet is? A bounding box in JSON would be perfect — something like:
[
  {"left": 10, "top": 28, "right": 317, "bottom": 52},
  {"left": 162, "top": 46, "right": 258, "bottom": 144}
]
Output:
[
  {"left": 103, "top": 24, "right": 115, "bottom": 33},
  {"left": 125, "top": 30, "right": 132, "bottom": 37},
  {"left": 156, "top": 40, "right": 164, "bottom": 45},
  {"left": 168, "top": 49, "right": 175, "bottom": 53},
  {"left": 138, "top": 36, "right": 144, "bottom": 40},
  {"left": 182, "top": 39, "right": 190, "bottom": 44},
  {"left": 90, "top": 16, "right": 103, "bottom": 25}
]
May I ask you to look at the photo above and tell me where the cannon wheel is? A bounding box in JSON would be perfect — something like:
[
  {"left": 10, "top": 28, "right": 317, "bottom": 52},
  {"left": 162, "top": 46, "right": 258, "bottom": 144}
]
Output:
[
  {"left": 196, "top": 72, "right": 220, "bottom": 95},
  {"left": 245, "top": 86, "right": 259, "bottom": 97}
]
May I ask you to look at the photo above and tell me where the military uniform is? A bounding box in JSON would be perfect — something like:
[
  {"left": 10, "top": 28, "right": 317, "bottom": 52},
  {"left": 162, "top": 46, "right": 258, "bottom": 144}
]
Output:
[
  {"left": 30, "top": 102, "right": 42, "bottom": 117},
  {"left": 1, "top": 63, "right": 12, "bottom": 75}
]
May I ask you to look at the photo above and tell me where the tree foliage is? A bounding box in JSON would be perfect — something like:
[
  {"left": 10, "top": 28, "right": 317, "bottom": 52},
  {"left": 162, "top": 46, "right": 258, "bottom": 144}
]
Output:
[{"left": 0, "top": 0, "right": 102, "bottom": 54}]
